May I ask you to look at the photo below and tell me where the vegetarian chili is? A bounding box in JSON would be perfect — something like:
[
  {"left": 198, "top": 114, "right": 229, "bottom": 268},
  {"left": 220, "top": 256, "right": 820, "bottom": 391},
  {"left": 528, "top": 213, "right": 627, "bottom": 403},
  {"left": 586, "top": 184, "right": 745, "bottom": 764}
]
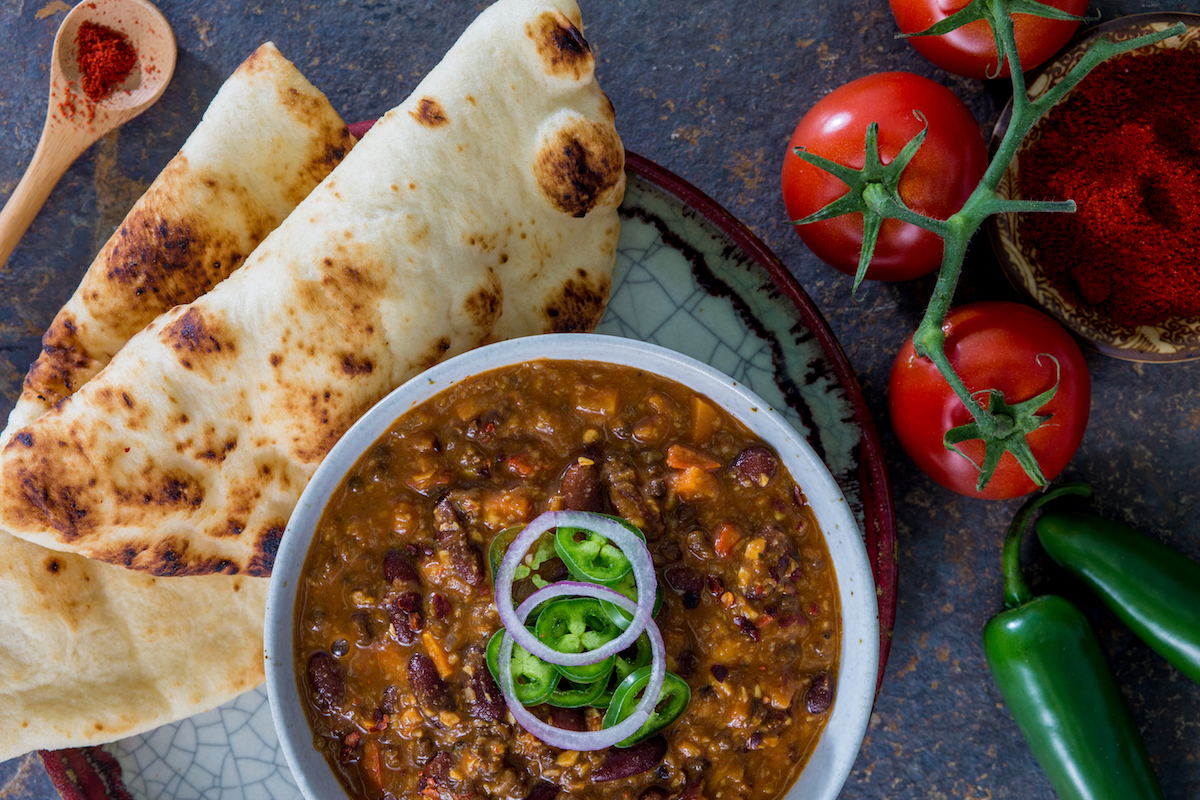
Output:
[{"left": 295, "top": 359, "right": 840, "bottom": 800}]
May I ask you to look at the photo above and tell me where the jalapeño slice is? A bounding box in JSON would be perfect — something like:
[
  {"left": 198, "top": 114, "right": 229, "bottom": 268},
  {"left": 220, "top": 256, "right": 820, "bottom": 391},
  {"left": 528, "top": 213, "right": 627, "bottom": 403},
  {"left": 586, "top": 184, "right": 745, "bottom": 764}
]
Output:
[
  {"left": 602, "top": 665, "right": 691, "bottom": 747},
  {"left": 486, "top": 629, "right": 556, "bottom": 706},
  {"left": 533, "top": 597, "right": 620, "bottom": 683},
  {"left": 593, "top": 630, "right": 655, "bottom": 709},
  {"left": 602, "top": 568, "right": 664, "bottom": 630},
  {"left": 489, "top": 526, "right": 566, "bottom": 609},
  {"left": 547, "top": 673, "right": 608, "bottom": 709}
]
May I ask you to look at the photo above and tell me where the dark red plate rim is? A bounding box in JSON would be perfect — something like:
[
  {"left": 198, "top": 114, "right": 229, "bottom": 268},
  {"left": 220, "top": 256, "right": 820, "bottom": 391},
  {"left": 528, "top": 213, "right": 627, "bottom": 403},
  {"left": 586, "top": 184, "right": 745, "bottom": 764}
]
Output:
[{"left": 38, "top": 130, "right": 897, "bottom": 800}]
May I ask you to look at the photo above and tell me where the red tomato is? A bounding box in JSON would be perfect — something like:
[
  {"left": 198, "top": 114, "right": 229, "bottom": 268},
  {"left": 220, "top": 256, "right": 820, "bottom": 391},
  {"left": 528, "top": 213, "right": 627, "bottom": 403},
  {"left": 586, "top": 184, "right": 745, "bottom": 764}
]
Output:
[
  {"left": 780, "top": 72, "right": 987, "bottom": 282},
  {"left": 888, "top": 302, "right": 1091, "bottom": 500},
  {"left": 889, "top": 0, "right": 1087, "bottom": 79}
]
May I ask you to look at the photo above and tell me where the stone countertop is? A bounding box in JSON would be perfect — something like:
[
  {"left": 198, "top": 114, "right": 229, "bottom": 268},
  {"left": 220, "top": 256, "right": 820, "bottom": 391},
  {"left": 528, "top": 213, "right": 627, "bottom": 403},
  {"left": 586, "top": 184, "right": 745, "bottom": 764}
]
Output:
[{"left": 1, "top": 1, "right": 1198, "bottom": 798}]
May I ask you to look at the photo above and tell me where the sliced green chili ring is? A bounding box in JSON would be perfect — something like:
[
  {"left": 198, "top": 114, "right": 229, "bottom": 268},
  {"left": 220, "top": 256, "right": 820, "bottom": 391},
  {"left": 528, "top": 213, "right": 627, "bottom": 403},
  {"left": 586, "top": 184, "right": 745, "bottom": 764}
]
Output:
[
  {"left": 533, "top": 597, "right": 620, "bottom": 683},
  {"left": 547, "top": 673, "right": 608, "bottom": 709},
  {"left": 601, "top": 569, "right": 664, "bottom": 630},
  {"left": 489, "top": 526, "right": 563, "bottom": 613},
  {"left": 593, "top": 630, "right": 655, "bottom": 709},
  {"left": 485, "top": 629, "right": 556, "bottom": 706},
  {"left": 556, "top": 527, "right": 633, "bottom": 584},
  {"left": 601, "top": 665, "right": 691, "bottom": 747}
]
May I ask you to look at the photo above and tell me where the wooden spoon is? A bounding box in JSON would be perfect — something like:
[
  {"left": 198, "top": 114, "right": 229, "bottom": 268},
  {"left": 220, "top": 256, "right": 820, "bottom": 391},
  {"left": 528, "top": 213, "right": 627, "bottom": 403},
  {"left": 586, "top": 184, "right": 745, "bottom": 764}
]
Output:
[{"left": 0, "top": 0, "right": 176, "bottom": 268}]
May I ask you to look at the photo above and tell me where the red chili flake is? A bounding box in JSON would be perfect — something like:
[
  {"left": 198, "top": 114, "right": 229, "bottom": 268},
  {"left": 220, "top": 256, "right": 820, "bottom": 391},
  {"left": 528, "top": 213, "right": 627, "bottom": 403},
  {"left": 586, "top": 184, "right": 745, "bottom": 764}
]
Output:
[
  {"left": 76, "top": 21, "right": 138, "bottom": 101},
  {"left": 1018, "top": 49, "right": 1200, "bottom": 328}
]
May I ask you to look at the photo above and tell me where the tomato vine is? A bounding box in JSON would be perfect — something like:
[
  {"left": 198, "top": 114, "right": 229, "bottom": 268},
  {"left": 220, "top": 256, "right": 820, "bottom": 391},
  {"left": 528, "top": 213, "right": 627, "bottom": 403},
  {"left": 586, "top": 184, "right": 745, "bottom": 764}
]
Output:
[{"left": 789, "top": 0, "right": 1183, "bottom": 492}]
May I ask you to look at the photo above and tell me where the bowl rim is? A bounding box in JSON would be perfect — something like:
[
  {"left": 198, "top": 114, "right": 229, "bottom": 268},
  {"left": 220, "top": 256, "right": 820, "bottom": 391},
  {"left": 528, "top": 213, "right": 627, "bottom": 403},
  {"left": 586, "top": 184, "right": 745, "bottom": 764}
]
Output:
[
  {"left": 987, "top": 11, "right": 1200, "bottom": 363},
  {"left": 264, "top": 333, "right": 880, "bottom": 800}
]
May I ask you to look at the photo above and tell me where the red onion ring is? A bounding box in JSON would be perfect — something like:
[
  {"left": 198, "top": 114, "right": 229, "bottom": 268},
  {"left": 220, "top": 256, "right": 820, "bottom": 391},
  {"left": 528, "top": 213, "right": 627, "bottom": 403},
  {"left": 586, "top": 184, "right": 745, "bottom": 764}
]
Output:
[
  {"left": 494, "top": 511, "right": 656, "bottom": 666},
  {"left": 496, "top": 589, "right": 667, "bottom": 751}
]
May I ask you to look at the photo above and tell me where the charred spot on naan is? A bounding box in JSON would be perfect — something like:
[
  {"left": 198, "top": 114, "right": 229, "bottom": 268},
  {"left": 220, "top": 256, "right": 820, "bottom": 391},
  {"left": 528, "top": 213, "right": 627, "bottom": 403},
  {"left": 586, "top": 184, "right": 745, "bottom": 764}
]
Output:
[
  {"left": 23, "top": 313, "right": 100, "bottom": 407},
  {"left": 542, "top": 270, "right": 611, "bottom": 332},
  {"left": 464, "top": 269, "right": 504, "bottom": 331},
  {"left": 162, "top": 308, "right": 237, "bottom": 371},
  {"left": 247, "top": 521, "right": 288, "bottom": 576},
  {"left": 528, "top": 10, "right": 594, "bottom": 81},
  {"left": 411, "top": 98, "right": 449, "bottom": 127},
  {"left": 535, "top": 117, "right": 624, "bottom": 218},
  {"left": 106, "top": 537, "right": 239, "bottom": 576}
]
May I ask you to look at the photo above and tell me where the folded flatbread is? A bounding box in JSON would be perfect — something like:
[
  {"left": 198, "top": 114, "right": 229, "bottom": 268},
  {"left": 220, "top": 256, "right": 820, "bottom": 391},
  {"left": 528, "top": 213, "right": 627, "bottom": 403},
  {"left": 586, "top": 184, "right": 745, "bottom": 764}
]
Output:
[
  {"left": 0, "top": 42, "right": 354, "bottom": 443},
  {"left": 0, "top": 536, "right": 266, "bottom": 761},
  {"left": 0, "top": 0, "right": 622, "bottom": 578},
  {"left": 0, "top": 43, "right": 354, "bottom": 761}
]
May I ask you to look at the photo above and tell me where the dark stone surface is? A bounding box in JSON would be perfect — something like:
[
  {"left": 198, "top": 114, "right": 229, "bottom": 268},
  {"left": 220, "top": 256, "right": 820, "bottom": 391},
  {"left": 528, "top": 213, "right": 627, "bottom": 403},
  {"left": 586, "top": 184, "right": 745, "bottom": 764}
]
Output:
[{"left": 1, "top": 1, "right": 1199, "bottom": 799}]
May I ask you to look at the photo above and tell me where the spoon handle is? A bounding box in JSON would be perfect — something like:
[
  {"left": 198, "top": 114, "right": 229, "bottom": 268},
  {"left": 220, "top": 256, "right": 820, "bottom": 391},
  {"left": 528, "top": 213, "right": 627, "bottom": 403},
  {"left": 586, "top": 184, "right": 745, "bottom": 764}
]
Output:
[{"left": 0, "top": 117, "right": 92, "bottom": 269}]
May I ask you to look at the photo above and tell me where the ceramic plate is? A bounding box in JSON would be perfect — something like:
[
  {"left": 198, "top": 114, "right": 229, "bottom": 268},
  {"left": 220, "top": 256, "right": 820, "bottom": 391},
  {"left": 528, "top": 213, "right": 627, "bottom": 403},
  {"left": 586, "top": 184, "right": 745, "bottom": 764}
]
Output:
[{"left": 33, "top": 151, "right": 897, "bottom": 800}]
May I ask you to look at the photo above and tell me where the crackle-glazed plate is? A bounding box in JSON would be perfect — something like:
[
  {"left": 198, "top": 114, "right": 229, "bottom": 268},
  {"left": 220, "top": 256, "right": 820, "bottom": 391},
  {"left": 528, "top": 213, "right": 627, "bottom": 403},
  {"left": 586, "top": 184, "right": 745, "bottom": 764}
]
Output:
[{"left": 38, "top": 152, "right": 897, "bottom": 800}]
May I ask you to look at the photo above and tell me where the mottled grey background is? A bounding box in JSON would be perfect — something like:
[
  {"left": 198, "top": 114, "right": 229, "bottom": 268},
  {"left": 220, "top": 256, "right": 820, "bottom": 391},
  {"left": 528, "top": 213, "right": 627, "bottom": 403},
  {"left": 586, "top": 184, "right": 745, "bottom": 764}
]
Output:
[{"left": 1, "top": 0, "right": 1198, "bottom": 798}]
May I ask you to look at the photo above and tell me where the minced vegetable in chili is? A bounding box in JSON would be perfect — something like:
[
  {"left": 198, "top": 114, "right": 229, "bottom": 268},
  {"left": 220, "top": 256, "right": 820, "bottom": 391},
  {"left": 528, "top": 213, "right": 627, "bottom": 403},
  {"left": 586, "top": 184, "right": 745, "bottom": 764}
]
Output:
[
  {"left": 1017, "top": 48, "right": 1200, "bottom": 328},
  {"left": 76, "top": 21, "right": 137, "bottom": 101}
]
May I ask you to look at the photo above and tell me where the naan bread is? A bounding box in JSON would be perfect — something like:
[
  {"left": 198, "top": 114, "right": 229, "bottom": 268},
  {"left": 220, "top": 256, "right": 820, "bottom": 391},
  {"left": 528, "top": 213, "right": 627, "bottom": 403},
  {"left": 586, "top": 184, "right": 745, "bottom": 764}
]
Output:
[
  {"left": 0, "top": 41, "right": 353, "bottom": 762},
  {"left": 0, "top": 42, "right": 354, "bottom": 442},
  {"left": 0, "top": 536, "right": 266, "bottom": 761},
  {"left": 0, "top": 0, "right": 622, "bottom": 577}
]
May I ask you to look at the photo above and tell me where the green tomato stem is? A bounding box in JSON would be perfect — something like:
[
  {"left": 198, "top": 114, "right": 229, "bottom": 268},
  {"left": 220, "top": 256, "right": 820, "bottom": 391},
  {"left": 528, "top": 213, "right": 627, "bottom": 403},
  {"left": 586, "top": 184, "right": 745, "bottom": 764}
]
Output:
[{"left": 908, "top": 9, "right": 1183, "bottom": 488}]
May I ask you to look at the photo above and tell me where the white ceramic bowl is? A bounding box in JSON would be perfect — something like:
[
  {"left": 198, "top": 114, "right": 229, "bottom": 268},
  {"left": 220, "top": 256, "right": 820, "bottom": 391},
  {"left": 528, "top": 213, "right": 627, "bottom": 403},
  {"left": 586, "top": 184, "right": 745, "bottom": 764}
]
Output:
[{"left": 265, "top": 333, "right": 879, "bottom": 800}]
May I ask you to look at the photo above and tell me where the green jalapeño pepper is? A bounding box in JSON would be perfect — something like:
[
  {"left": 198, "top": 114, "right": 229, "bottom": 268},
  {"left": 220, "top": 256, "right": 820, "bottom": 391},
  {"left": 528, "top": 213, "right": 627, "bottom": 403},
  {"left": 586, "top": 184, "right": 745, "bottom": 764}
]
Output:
[
  {"left": 601, "top": 569, "right": 664, "bottom": 631},
  {"left": 593, "top": 630, "right": 654, "bottom": 709},
  {"left": 601, "top": 665, "right": 690, "bottom": 747},
  {"left": 489, "top": 526, "right": 564, "bottom": 610},
  {"left": 1036, "top": 505, "right": 1200, "bottom": 687},
  {"left": 555, "top": 515, "right": 645, "bottom": 585},
  {"left": 547, "top": 674, "right": 608, "bottom": 709},
  {"left": 486, "top": 629, "right": 557, "bottom": 706},
  {"left": 983, "top": 484, "right": 1163, "bottom": 800},
  {"left": 534, "top": 597, "right": 619, "bottom": 683}
]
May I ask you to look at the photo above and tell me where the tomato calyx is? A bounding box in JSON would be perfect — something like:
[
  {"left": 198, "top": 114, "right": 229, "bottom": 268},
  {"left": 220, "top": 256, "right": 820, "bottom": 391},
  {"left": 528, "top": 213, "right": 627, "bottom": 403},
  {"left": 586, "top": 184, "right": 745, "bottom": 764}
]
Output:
[
  {"left": 790, "top": 114, "right": 950, "bottom": 296},
  {"left": 943, "top": 355, "right": 1060, "bottom": 491},
  {"left": 898, "top": 0, "right": 1092, "bottom": 78}
]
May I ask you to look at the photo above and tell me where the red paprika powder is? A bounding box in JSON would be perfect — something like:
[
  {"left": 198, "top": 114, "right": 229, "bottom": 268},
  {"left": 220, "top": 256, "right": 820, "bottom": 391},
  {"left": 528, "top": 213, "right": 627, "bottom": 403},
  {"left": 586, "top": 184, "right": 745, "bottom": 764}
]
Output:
[
  {"left": 76, "top": 21, "right": 138, "bottom": 101},
  {"left": 1017, "top": 48, "right": 1200, "bottom": 328}
]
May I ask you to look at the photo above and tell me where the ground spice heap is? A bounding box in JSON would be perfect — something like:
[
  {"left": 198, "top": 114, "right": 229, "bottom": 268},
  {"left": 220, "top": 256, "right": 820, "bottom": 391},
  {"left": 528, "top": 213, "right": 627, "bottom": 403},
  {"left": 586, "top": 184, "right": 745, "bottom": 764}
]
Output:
[
  {"left": 76, "top": 21, "right": 137, "bottom": 101},
  {"left": 1017, "top": 48, "right": 1200, "bottom": 328}
]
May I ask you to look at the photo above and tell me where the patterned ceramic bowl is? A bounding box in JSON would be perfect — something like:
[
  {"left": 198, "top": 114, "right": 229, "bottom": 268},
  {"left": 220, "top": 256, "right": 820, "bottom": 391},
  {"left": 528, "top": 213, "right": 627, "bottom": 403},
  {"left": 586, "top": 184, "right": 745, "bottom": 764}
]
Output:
[
  {"left": 988, "top": 13, "right": 1200, "bottom": 362},
  {"left": 264, "top": 334, "right": 879, "bottom": 800}
]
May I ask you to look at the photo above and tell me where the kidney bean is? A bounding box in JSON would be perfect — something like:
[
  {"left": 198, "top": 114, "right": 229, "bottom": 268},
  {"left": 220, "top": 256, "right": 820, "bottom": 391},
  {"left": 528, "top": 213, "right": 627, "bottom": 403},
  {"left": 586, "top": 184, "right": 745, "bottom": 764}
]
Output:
[
  {"left": 417, "top": 751, "right": 453, "bottom": 796},
  {"left": 675, "top": 649, "right": 698, "bottom": 679},
  {"left": 664, "top": 564, "right": 703, "bottom": 594},
  {"left": 592, "top": 735, "right": 668, "bottom": 782},
  {"left": 560, "top": 458, "right": 602, "bottom": 512},
  {"left": 462, "top": 645, "right": 507, "bottom": 722},
  {"left": 805, "top": 672, "right": 833, "bottom": 715},
  {"left": 433, "top": 495, "right": 484, "bottom": 586},
  {"left": 734, "top": 616, "right": 760, "bottom": 641},
  {"left": 383, "top": 549, "right": 419, "bottom": 584},
  {"left": 307, "top": 651, "right": 344, "bottom": 711},
  {"left": 729, "top": 446, "right": 778, "bottom": 488},
  {"left": 524, "top": 782, "right": 562, "bottom": 800},
  {"left": 430, "top": 593, "right": 452, "bottom": 621},
  {"left": 409, "top": 653, "right": 451, "bottom": 712},
  {"left": 389, "top": 591, "right": 424, "bottom": 645},
  {"left": 548, "top": 706, "right": 586, "bottom": 731}
]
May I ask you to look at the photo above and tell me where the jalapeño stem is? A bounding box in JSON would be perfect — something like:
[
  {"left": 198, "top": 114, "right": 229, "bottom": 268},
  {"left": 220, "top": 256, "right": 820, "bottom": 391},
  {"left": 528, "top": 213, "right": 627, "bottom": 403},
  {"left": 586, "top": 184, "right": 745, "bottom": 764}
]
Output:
[{"left": 1001, "top": 482, "right": 1093, "bottom": 609}]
